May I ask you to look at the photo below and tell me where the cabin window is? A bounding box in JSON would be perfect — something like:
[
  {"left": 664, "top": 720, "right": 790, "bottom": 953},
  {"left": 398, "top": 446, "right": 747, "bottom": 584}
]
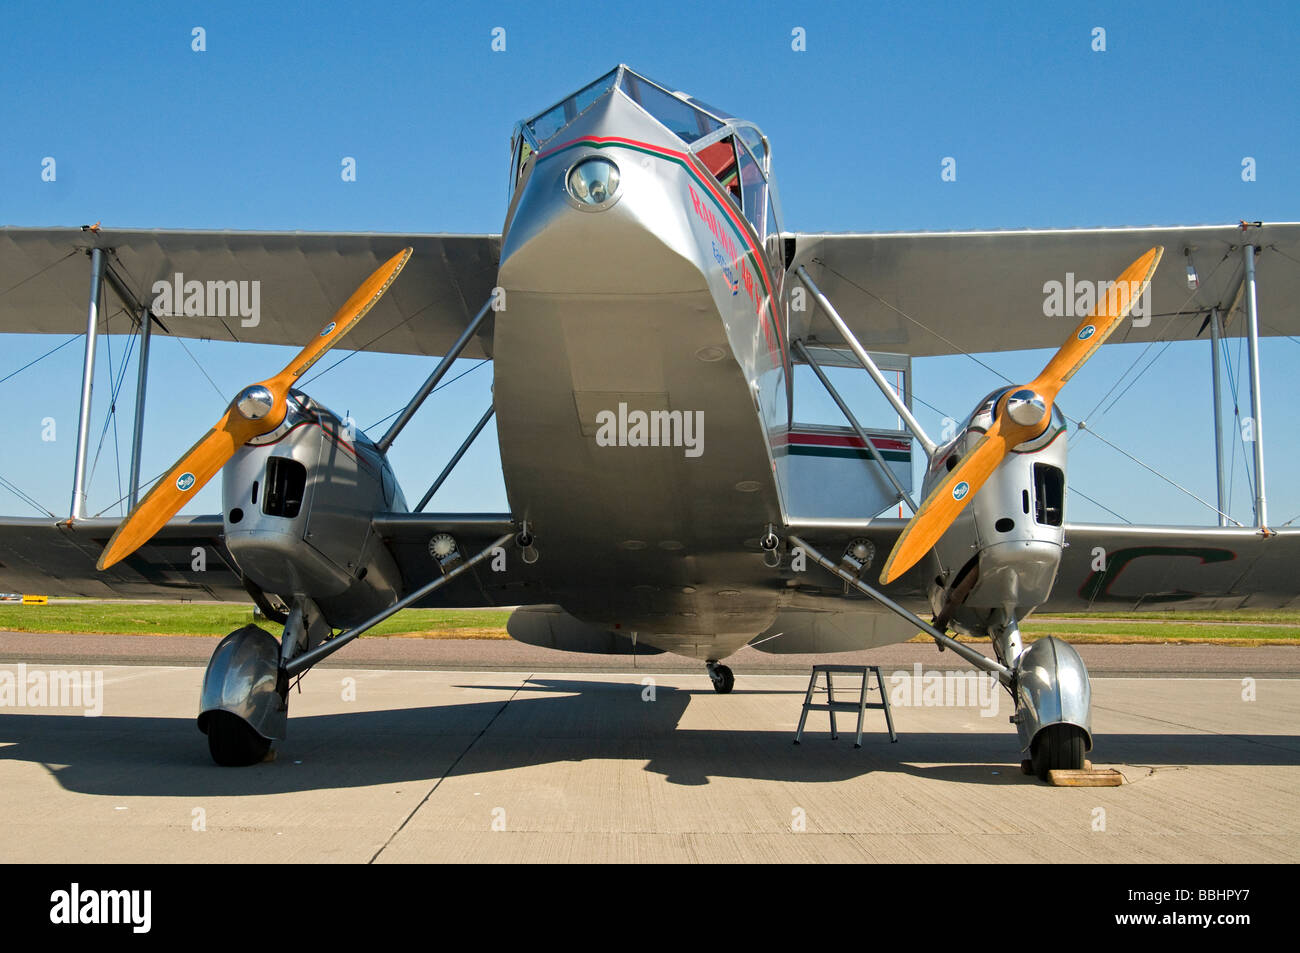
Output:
[
  {"left": 738, "top": 125, "right": 767, "bottom": 171},
  {"left": 697, "top": 138, "right": 740, "bottom": 203},
  {"left": 736, "top": 138, "right": 767, "bottom": 240},
  {"left": 696, "top": 135, "right": 769, "bottom": 240},
  {"left": 1032, "top": 463, "right": 1064, "bottom": 526},
  {"left": 765, "top": 201, "right": 780, "bottom": 257},
  {"left": 509, "top": 131, "right": 536, "bottom": 195}
]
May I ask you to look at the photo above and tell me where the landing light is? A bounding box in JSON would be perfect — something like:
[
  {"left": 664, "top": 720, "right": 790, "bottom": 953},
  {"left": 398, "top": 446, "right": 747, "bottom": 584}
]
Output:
[{"left": 566, "top": 157, "right": 620, "bottom": 207}]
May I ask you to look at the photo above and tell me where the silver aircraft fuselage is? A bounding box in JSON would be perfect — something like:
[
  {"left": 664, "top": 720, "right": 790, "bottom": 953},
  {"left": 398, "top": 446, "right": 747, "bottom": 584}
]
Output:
[
  {"left": 490, "top": 69, "right": 1071, "bottom": 662},
  {"left": 493, "top": 77, "right": 789, "bottom": 658}
]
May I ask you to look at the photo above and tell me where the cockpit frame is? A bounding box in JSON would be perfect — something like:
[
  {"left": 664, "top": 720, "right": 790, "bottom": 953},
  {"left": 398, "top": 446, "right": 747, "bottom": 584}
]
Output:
[{"left": 509, "top": 65, "right": 782, "bottom": 243}]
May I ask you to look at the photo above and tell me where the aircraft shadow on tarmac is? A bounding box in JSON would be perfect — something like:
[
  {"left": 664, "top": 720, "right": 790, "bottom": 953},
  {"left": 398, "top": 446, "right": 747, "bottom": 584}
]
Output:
[{"left": 1, "top": 678, "right": 1297, "bottom": 797}]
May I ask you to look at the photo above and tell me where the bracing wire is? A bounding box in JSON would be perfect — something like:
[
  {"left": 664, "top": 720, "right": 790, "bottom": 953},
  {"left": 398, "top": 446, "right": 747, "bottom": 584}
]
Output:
[{"left": 363, "top": 359, "right": 491, "bottom": 434}]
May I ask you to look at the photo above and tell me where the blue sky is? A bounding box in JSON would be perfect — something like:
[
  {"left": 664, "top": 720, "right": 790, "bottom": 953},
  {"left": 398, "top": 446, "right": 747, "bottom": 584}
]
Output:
[{"left": 1, "top": 0, "right": 1298, "bottom": 527}]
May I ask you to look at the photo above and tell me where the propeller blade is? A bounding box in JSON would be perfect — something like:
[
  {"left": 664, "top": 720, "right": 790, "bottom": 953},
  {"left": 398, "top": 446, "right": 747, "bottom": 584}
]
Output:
[
  {"left": 878, "top": 422, "right": 1011, "bottom": 585},
  {"left": 1030, "top": 246, "right": 1163, "bottom": 399},
  {"left": 96, "top": 421, "right": 254, "bottom": 570},
  {"left": 96, "top": 248, "right": 413, "bottom": 572},
  {"left": 278, "top": 247, "right": 413, "bottom": 384},
  {"left": 878, "top": 246, "right": 1163, "bottom": 586}
]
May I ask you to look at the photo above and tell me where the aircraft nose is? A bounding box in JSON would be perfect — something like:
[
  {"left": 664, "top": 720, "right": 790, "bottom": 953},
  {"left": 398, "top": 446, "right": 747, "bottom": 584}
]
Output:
[{"left": 498, "top": 147, "right": 705, "bottom": 296}]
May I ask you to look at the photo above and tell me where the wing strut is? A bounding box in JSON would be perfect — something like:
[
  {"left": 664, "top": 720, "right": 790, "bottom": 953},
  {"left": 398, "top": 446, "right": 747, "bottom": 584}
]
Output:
[
  {"left": 793, "top": 340, "right": 916, "bottom": 515},
  {"left": 787, "top": 533, "right": 1012, "bottom": 686},
  {"left": 376, "top": 294, "right": 495, "bottom": 453},
  {"left": 414, "top": 404, "right": 496, "bottom": 512},
  {"left": 283, "top": 531, "right": 514, "bottom": 676},
  {"left": 1242, "top": 241, "right": 1269, "bottom": 531},
  {"left": 101, "top": 259, "right": 160, "bottom": 508},
  {"left": 69, "top": 249, "right": 105, "bottom": 520},
  {"left": 794, "top": 265, "right": 936, "bottom": 457}
]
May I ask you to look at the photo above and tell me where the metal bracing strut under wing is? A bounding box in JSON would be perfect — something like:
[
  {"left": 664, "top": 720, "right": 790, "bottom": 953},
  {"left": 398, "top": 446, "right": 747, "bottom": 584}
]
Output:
[
  {"left": 415, "top": 404, "right": 496, "bottom": 512},
  {"left": 1242, "top": 243, "right": 1269, "bottom": 530},
  {"left": 376, "top": 296, "right": 494, "bottom": 453},
  {"left": 69, "top": 249, "right": 104, "bottom": 520},
  {"left": 283, "top": 531, "right": 514, "bottom": 676},
  {"left": 1209, "top": 305, "right": 1227, "bottom": 526},
  {"left": 67, "top": 248, "right": 168, "bottom": 518},
  {"left": 101, "top": 259, "right": 160, "bottom": 508}
]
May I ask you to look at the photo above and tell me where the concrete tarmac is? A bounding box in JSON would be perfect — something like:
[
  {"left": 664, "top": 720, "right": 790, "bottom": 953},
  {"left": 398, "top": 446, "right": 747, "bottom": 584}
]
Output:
[{"left": 1, "top": 638, "right": 1297, "bottom": 863}]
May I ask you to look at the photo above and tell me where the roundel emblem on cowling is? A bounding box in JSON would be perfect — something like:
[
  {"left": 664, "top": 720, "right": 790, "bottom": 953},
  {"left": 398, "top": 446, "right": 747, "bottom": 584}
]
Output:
[
  {"left": 1078, "top": 324, "right": 1096, "bottom": 341},
  {"left": 320, "top": 322, "right": 336, "bottom": 336},
  {"left": 952, "top": 481, "right": 970, "bottom": 501},
  {"left": 176, "top": 472, "right": 196, "bottom": 492}
]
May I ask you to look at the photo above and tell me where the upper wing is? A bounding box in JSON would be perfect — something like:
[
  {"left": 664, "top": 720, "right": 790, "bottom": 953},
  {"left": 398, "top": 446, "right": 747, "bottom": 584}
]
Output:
[
  {"left": 791, "top": 223, "right": 1300, "bottom": 357},
  {"left": 0, "top": 513, "right": 546, "bottom": 609},
  {"left": 0, "top": 227, "right": 500, "bottom": 357}
]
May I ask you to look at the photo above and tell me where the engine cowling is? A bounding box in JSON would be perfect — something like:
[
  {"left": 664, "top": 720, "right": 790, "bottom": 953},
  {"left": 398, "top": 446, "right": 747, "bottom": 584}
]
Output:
[
  {"left": 924, "top": 386, "right": 1068, "bottom": 636},
  {"left": 221, "top": 390, "right": 406, "bottom": 627}
]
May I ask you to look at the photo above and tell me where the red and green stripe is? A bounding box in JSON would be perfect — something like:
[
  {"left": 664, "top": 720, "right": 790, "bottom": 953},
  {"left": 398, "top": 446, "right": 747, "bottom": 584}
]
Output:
[{"left": 538, "top": 135, "right": 787, "bottom": 369}]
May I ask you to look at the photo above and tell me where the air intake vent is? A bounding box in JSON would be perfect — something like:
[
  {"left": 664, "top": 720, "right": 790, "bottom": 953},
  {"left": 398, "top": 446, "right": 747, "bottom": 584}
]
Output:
[
  {"left": 263, "top": 457, "right": 307, "bottom": 518},
  {"left": 1032, "top": 463, "right": 1064, "bottom": 527}
]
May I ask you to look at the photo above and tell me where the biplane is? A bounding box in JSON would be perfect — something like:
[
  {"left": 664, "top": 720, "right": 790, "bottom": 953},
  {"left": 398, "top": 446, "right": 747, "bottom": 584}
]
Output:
[{"left": 2, "top": 66, "right": 1297, "bottom": 772}]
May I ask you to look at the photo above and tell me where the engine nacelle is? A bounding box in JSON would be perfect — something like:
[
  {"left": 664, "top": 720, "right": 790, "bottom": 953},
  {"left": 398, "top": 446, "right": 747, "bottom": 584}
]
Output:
[
  {"left": 924, "top": 386, "right": 1068, "bottom": 636},
  {"left": 221, "top": 390, "right": 406, "bottom": 628}
]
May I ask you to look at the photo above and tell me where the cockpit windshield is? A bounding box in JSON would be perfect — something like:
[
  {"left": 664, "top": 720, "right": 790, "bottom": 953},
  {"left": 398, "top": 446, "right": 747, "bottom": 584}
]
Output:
[
  {"left": 525, "top": 68, "right": 620, "bottom": 145},
  {"left": 620, "top": 73, "right": 724, "bottom": 143},
  {"left": 512, "top": 66, "right": 775, "bottom": 228},
  {"left": 521, "top": 66, "right": 727, "bottom": 148}
]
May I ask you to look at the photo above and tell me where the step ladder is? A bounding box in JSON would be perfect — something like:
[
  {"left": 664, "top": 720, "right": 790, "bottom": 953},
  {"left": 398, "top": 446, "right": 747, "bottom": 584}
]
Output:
[{"left": 794, "top": 665, "right": 897, "bottom": 747}]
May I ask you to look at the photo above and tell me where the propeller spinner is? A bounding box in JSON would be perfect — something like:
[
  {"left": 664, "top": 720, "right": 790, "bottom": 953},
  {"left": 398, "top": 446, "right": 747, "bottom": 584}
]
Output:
[
  {"left": 878, "top": 246, "right": 1164, "bottom": 585},
  {"left": 96, "top": 248, "right": 413, "bottom": 571}
]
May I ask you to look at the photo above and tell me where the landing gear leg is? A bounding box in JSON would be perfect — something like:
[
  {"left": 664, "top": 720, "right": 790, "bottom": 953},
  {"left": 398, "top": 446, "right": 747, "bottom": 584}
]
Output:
[
  {"left": 706, "top": 660, "right": 735, "bottom": 694},
  {"left": 1011, "top": 637, "right": 1093, "bottom": 779},
  {"left": 990, "top": 615, "right": 1025, "bottom": 669}
]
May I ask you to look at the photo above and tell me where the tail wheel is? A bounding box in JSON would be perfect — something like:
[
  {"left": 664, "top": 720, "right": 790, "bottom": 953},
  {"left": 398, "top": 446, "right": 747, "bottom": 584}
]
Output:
[
  {"left": 206, "top": 710, "right": 272, "bottom": 767},
  {"left": 1031, "top": 723, "right": 1086, "bottom": 780},
  {"left": 712, "top": 664, "right": 735, "bottom": 694}
]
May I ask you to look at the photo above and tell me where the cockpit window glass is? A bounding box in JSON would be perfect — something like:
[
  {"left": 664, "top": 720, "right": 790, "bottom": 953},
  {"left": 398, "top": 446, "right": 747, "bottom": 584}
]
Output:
[
  {"left": 526, "top": 69, "right": 619, "bottom": 144},
  {"left": 622, "top": 73, "right": 723, "bottom": 143},
  {"left": 765, "top": 199, "right": 781, "bottom": 262},
  {"left": 697, "top": 137, "right": 740, "bottom": 202},
  {"left": 736, "top": 138, "right": 767, "bottom": 239},
  {"left": 738, "top": 126, "right": 766, "bottom": 168}
]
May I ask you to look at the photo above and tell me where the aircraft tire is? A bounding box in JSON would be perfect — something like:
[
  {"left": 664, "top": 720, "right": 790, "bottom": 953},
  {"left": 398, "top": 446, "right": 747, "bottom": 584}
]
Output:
[
  {"left": 712, "top": 664, "right": 735, "bottom": 694},
  {"left": 1031, "top": 723, "right": 1086, "bottom": 780},
  {"left": 206, "top": 710, "right": 272, "bottom": 766}
]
